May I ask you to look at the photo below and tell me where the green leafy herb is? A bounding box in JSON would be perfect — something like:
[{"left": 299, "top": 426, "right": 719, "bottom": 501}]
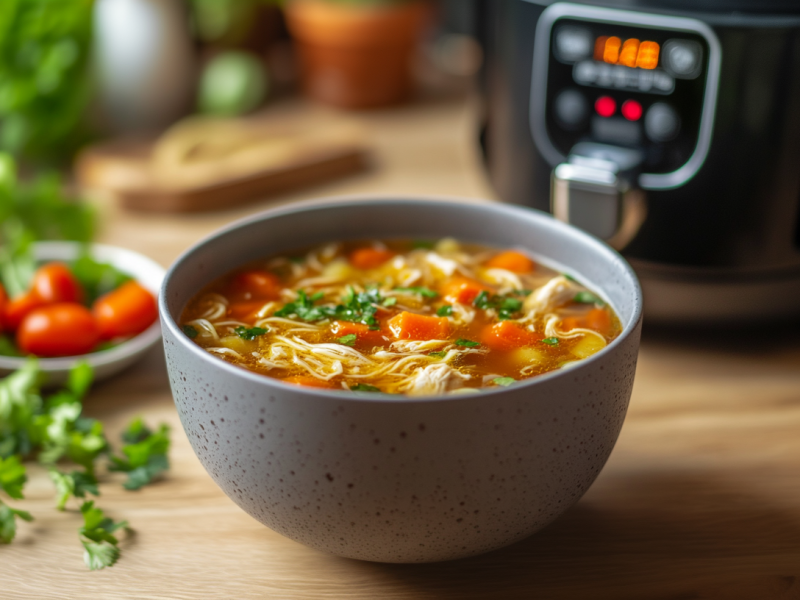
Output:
[
  {"left": 183, "top": 325, "right": 198, "bottom": 339},
  {"left": 234, "top": 325, "right": 268, "bottom": 340},
  {"left": 49, "top": 469, "right": 99, "bottom": 511},
  {"left": 541, "top": 337, "right": 560, "bottom": 346},
  {"left": 0, "top": 503, "right": 33, "bottom": 544},
  {"left": 0, "top": 335, "right": 22, "bottom": 357},
  {"left": 350, "top": 384, "right": 380, "bottom": 393},
  {"left": 338, "top": 334, "right": 357, "bottom": 346},
  {"left": 562, "top": 273, "right": 578, "bottom": 282},
  {"left": 382, "top": 297, "right": 397, "bottom": 307},
  {"left": 455, "top": 339, "right": 480, "bottom": 348},
  {"left": 573, "top": 291, "right": 605, "bottom": 306},
  {"left": 411, "top": 240, "right": 435, "bottom": 249},
  {"left": 428, "top": 351, "right": 447, "bottom": 359},
  {"left": 79, "top": 501, "right": 128, "bottom": 570},
  {"left": 70, "top": 254, "right": 132, "bottom": 304},
  {"left": 492, "top": 377, "right": 515, "bottom": 387},
  {"left": 109, "top": 419, "right": 171, "bottom": 491},
  {"left": 393, "top": 286, "right": 438, "bottom": 299},
  {"left": 436, "top": 305, "right": 453, "bottom": 317},
  {"left": 0, "top": 456, "right": 27, "bottom": 500},
  {"left": 473, "top": 291, "right": 524, "bottom": 320},
  {"left": 275, "top": 286, "right": 384, "bottom": 330}
]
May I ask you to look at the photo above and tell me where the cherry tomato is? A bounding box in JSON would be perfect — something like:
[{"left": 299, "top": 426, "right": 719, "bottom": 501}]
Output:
[
  {"left": 31, "top": 262, "right": 84, "bottom": 304},
  {"left": 17, "top": 303, "right": 100, "bottom": 357},
  {"left": 232, "top": 270, "right": 282, "bottom": 300},
  {"left": 5, "top": 292, "right": 45, "bottom": 331},
  {"left": 93, "top": 281, "right": 158, "bottom": 340}
]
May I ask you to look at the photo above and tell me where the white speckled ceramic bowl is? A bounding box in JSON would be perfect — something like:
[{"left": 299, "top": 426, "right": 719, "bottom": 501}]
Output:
[
  {"left": 161, "top": 197, "right": 642, "bottom": 563},
  {"left": 0, "top": 242, "right": 164, "bottom": 384}
]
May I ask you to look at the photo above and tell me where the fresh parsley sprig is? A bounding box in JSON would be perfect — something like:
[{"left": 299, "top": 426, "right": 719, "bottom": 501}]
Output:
[
  {"left": 109, "top": 419, "right": 170, "bottom": 491},
  {"left": 79, "top": 501, "right": 128, "bottom": 571},
  {"left": 473, "top": 291, "right": 524, "bottom": 320},
  {"left": 234, "top": 325, "right": 268, "bottom": 340}
]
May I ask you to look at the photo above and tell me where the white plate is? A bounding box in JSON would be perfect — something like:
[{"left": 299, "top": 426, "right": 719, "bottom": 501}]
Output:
[{"left": 0, "top": 242, "right": 165, "bottom": 384}]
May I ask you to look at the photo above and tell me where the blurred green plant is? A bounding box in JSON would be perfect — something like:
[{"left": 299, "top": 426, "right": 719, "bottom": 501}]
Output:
[
  {"left": 0, "top": 153, "right": 94, "bottom": 298},
  {"left": 0, "top": 0, "right": 94, "bottom": 164},
  {"left": 190, "top": 0, "right": 284, "bottom": 44}
]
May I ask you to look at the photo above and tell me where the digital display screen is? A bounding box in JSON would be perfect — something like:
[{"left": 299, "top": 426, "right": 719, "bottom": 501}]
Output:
[{"left": 594, "top": 36, "right": 659, "bottom": 69}]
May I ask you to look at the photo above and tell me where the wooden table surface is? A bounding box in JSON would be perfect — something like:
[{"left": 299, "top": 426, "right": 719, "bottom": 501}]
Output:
[{"left": 3, "top": 94, "right": 800, "bottom": 600}]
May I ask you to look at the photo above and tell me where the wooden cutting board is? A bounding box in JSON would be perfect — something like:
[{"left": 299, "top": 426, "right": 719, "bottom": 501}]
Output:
[{"left": 75, "top": 114, "right": 370, "bottom": 212}]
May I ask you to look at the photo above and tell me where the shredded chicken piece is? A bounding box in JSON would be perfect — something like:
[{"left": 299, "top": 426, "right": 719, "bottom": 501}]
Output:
[
  {"left": 399, "top": 363, "right": 471, "bottom": 396},
  {"left": 525, "top": 276, "right": 585, "bottom": 313},
  {"left": 483, "top": 268, "right": 523, "bottom": 292},
  {"left": 425, "top": 252, "right": 459, "bottom": 276}
]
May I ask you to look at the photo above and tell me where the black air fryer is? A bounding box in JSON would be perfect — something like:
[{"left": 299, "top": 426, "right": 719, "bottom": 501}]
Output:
[{"left": 477, "top": 0, "right": 800, "bottom": 323}]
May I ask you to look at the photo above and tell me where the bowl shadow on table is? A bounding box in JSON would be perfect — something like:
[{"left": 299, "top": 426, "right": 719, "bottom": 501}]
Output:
[
  {"left": 641, "top": 319, "right": 800, "bottom": 355},
  {"left": 356, "top": 470, "right": 800, "bottom": 600}
]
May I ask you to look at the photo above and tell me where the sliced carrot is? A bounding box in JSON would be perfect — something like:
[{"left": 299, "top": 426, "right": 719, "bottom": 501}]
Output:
[
  {"left": 283, "top": 375, "right": 337, "bottom": 389},
  {"left": 227, "top": 300, "right": 270, "bottom": 321},
  {"left": 485, "top": 250, "right": 535, "bottom": 273},
  {"left": 348, "top": 247, "right": 395, "bottom": 270},
  {"left": 387, "top": 311, "right": 449, "bottom": 341},
  {"left": 441, "top": 277, "right": 493, "bottom": 305},
  {"left": 560, "top": 316, "right": 582, "bottom": 332},
  {"left": 480, "top": 320, "right": 542, "bottom": 351},
  {"left": 232, "top": 270, "right": 282, "bottom": 300},
  {"left": 330, "top": 320, "right": 388, "bottom": 347}
]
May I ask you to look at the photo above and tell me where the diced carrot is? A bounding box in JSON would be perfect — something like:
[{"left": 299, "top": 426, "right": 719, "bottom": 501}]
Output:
[
  {"left": 485, "top": 250, "right": 535, "bottom": 273},
  {"left": 387, "top": 311, "right": 450, "bottom": 341},
  {"left": 560, "top": 308, "right": 612, "bottom": 336},
  {"left": 441, "top": 277, "right": 493, "bottom": 305},
  {"left": 227, "top": 301, "right": 270, "bottom": 321},
  {"left": 330, "top": 320, "right": 388, "bottom": 347},
  {"left": 348, "top": 247, "right": 395, "bottom": 270},
  {"left": 584, "top": 308, "right": 612, "bottom": 335},
  {"left": 283, "top": 375, "right": 337, "bottom": 389},
  {"left": 232, "top": 270, "right": 282, "bottom": 300},
  {"left": 480, "top": 320, "right": 542, "bottom": 351}
]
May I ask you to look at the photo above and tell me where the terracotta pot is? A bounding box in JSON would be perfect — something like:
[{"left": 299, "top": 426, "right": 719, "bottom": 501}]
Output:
[{"left": 286, "top": 0, "right": 428, "bottom": 108}]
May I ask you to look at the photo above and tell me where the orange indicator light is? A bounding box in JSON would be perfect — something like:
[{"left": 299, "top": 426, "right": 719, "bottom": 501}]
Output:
[
  {"left": 635, "top": 41, "right": 660, "bottom": 69},
  {"left": 618, "top": 39, "right": 640, "bottom": 67},
  {"left": 596, "top": 36, "right": 661, "bottom": 69},
  {"left": 603, "top": 36, "right": 621, "bottom": 64}
]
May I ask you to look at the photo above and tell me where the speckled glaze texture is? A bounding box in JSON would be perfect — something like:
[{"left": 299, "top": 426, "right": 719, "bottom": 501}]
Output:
[{"left": 161, "top": 197, "right": 643, "bottom": 563}]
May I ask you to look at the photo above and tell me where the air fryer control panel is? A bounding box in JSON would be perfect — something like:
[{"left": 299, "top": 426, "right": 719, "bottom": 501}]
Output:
[{"left": 530, "top": 4, "right": 721, "bottom": 189}]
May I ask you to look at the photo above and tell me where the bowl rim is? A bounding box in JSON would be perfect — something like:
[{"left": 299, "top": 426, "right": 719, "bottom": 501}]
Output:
[
  {"left": 0, "top": 241, "right": 165, "bottom": 372},
  {"left": 161, "top": 194, "right": 643, "bottom": 403}
]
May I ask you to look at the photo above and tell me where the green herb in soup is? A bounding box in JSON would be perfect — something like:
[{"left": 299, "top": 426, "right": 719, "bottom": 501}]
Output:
[{"left": 179, "top": 239, "right": 621, "bottom": 395}]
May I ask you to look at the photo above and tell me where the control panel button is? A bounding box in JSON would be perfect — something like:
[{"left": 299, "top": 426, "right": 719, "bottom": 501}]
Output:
[
  {"left": 554, "top": 27, "right": 593, "bottom": 63},
  {"left": 644, "top": 103, "right": 681, "bottom": 141},
  {"left": 662, "top": 39, "right": 703, "bottom": 79},
  {"left": 554, "top": 89, "right": 589, "bottom": 130}
]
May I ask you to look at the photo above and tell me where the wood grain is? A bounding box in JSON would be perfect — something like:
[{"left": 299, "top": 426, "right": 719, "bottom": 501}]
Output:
[{"left": 2, "top": 95, "right": 800, "bottom": 600}]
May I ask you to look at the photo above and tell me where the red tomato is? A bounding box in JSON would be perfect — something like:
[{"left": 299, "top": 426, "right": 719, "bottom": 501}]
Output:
[
  {"left": 17, "top": 303, "right": 100, "bottom": 357},
  {"left": 5, "top": 292, "right": 45, "bottom": 331},
  {"left": 31, "top": 262, "right": 84, "bottom": 304},
  {"left": 232, "top": 270, "right": 282, "bottom": 300},
  {"left": 93, "top": 281, "right": 158, "bottom": 340}
]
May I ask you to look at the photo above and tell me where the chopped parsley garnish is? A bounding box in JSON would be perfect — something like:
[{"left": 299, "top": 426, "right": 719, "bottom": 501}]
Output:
[
  {"left": 541, "top": 337, "right": 560, "bottom": 346},
  {"left": 573, "top": 291, "right": 605, "bottom": 306},
  {"left": 382, "top": 297, "right": 397, "bottom": 307},
  {"left": 473, "top": 291, "right": 524, "bottom": 320},
  {"left": 234, "top": 326, "right": 268, "bottom": 340},
  {"left": 275, "top": 286, "right": 384, "bottom": 330},
  {"left": 79, "top": 501, "right": 128, "bottom": 570},
  {"left": 492, "top": 377, "right": 515, "bottom": 387},
  {"left": 338, "top": 334, "right": 357, "bottom": 346},
  {"left": 350, "top": 384, "right": 381, "bottom": 393},
  {"left": 412, "top": 240, "right": 435, "bottom": 249},
  {"left": 455, "top": 338, "right": 480, "bottom": 348},
  {"left": 428, "top": 351, "right": 447, "bottom": 358},
  {"left": 562, "top": 273, "right": 578, "bottom": 282},
  {"left": 393, "top": 286, "right": 438, "bottom": 299},
  {"left": 182, "top": 325, "right": 198, "bottom": 339},
  {"left": 108, "top": 419, "right": 171, "bottom": 491},
  {"left": 436, "top": 305, "right": 453, "bottom": 317}
]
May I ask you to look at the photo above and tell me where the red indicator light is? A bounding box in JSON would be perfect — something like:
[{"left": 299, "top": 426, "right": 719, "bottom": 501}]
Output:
[
  {"left": 595, "top": 96, "right": 616, "bottom": 117},
  {"left": 621, "top": 99, "right": 643, "bottom": 121}
]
